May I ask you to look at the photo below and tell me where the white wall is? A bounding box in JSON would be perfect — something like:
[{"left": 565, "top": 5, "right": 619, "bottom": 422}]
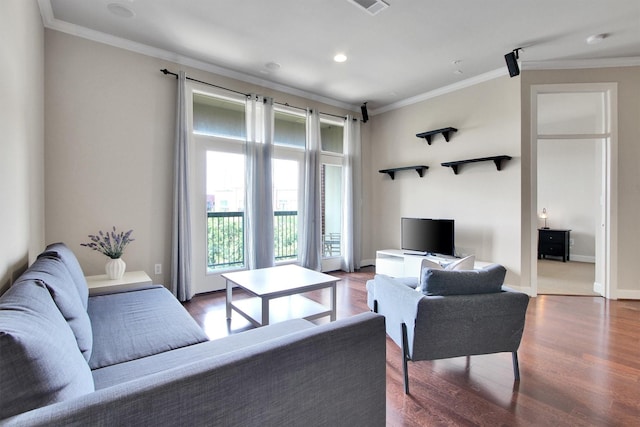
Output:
[
  {"left": 44, "top": 30, "right": 353, "bottom": 283},
  {"left": 366, "top": 76, "right": 522, "bottom": 285},
  {"left": 0, "top": 1, "right": 45, "bottom": 293}
]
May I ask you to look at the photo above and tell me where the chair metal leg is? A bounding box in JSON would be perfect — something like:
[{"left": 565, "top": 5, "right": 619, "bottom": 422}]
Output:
[
  {"left": 512, "top": 351, "right": 520, "bottom": 381},
  {"left": 401, "top": 323, "right": 410, "bottom": 394}
]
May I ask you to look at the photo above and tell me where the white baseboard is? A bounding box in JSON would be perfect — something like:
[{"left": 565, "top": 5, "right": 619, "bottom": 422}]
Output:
[
  {"left": 361, "top": 258, "right": 375, "bottom": 268},
  {"left": 615, "top": 289, "right": 640, "bottom": 300},
  {"left": 569, "top": 254, "right": 596, "bottom": 263}
]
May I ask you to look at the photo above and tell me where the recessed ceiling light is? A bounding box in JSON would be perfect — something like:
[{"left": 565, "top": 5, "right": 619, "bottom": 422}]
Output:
[
  {"left": 586, "top": 33, "right": 607, "bottom": 45},
  {"left": 107, "top": 3, "right": 135, "bottom": 18},
  {"left": 334, "top": 53, "right": 348, "bottom": 63},
  {"left": 265, "top": 62, "right": 281, "bottom": 70}
]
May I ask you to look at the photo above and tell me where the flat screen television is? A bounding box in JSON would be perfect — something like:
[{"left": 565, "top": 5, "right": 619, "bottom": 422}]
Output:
[{"left": 401, "top": 217, "right": 455, "bottom": 256}]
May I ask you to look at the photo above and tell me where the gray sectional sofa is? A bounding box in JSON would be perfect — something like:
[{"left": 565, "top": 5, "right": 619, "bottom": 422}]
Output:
[{"left": 0, "top": 243, "right": 386, "bottom": 426}]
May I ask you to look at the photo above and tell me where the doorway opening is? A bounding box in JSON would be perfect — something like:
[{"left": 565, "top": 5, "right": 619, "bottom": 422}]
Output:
[{"left": 531, "top": 83, "right": 617, "bottom": 298}]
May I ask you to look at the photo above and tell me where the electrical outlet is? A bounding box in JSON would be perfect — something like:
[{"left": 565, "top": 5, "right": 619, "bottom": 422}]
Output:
[
  {"left": 154, "top": 264, "right": 162, "bottom": 275},
  {"left": 570, "top": 239, "right": 575, "bottom": 246}
]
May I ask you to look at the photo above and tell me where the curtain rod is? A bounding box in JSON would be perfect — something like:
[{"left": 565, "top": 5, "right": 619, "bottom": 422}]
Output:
[{"left": 160, "top": 68, "right": 352, "bottom": 121}]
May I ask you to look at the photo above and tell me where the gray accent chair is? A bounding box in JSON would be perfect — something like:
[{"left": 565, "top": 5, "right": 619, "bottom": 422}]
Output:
[{"left": 367, "top": 264, "right": 529, "bottom": 394}]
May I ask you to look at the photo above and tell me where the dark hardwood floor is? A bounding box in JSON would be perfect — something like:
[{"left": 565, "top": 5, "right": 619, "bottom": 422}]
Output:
[{"left": 182, "top": 267, "right": 640, "bottom": 426}]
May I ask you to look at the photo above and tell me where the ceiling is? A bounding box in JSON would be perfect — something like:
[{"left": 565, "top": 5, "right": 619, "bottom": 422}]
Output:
[{"left": 40, "top": 0, "right": 640, "bottom": 113}]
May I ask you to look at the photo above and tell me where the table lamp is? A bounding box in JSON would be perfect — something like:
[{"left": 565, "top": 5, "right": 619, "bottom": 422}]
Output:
[{"left": 540, "top": 208, "right": 549, "bottom": 229}]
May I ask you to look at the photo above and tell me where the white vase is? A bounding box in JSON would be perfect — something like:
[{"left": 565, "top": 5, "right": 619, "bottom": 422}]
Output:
[{"left": 105, "top": 258, "right": 126, "bottom": 280}]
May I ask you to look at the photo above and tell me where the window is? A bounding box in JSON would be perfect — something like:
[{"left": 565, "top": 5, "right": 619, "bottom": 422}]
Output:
[
  {"left": 190, "top": 88, "right": 248, "bottom": 293},
  {"left": 320, "top": 116, "right": 344, "bottom": 263},
  {"left": 206, "top": 151, "right": 245, "bottom": 270},
  {"left": 274, "top": 110, "right": 306, "bottom": 148},
  {"left": 321, "top": 121, "right": 344, "bottom": 153},
  {"left": 273, "top": 107, "right": 305, "bottom": 262},
  {"left": 193, "top": 92, "right": 245, "bottom": 140}
]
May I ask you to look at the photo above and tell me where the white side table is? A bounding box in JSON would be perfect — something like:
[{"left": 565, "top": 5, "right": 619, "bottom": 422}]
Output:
[{"left": 85, "top": 271, "right": 153, "bottom": 295}]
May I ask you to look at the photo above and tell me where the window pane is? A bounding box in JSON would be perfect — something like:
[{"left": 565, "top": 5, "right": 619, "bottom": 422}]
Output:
[
  {"left": 321, "top": 122, "right": 344, "bottom": 153},
  {"left": 274, "top": 111, "right": 305, "bottom": 148},
  {"left": 206, "top": 151, "right": 245, "bottom": 270},
  {"left": 194, "top": 93, "right": 246, "bottom": 140},
  {"left": 537, "top": 92, "right": 605, "bottom": 135},
  {"left": 322, "top": 164, "right": 342, "bottom": 257},
  {"left": 273, "top": 159, "right": 298, "bottom": 261}
]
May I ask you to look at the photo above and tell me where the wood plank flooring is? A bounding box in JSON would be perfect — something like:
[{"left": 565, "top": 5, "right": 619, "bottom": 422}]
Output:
[{"left": 182, "top": 267, "right": 640, "bottom": 426}]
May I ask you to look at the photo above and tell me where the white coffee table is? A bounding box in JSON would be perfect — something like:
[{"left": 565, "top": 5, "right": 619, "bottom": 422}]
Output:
[{"left": 222, "top": 264, "right": 338, "bottom": 327}]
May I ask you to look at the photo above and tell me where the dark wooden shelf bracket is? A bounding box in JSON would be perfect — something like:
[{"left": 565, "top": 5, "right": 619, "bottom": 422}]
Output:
[
  {"left": 416, "top": 127, "right": 458, "bottom": 145},
  {"left": 441, "top": 155, "right": 512, "bottom": 175},
  {"left": 379, "top": 165, "right": 429, "bottom": 180}
]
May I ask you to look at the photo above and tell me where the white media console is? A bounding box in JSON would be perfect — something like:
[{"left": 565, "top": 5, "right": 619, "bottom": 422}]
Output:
[
  {"left": 375, "top": 249, "right": 489, "bottom": 278},
  {"left": 375, "top": 249, "right": 454, "bottom": 278}
]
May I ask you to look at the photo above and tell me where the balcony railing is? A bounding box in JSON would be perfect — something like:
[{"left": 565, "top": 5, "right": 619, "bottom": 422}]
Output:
[
  {"left": 274, "top": 211, "right": 297, "bottom": 261},
  {"left": 207, "top": 211, "right": 245, "bottom": 270},
  {"left": 207, "top": 210, "right": 297, "bottom": 270}
]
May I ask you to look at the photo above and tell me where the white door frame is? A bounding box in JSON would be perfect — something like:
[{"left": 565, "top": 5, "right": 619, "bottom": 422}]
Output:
[{"left": 529, "top": 83, "right": 618, "bottom": 299}]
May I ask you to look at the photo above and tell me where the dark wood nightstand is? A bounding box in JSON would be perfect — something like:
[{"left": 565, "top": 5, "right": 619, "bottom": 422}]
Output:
[{"left": 538, "top": 229, "right": 571, "bottom": 262}]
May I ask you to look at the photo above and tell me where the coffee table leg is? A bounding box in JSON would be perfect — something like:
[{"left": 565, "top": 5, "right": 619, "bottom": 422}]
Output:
[
  {"left": 226, "top": 279, "right": 232, "bottom": 320},
  {"left": 330, "top": 282, "right": 337, "bottom": 321},
  {"left": 261, "top": 298, "right": 269, "bottom": 326}
]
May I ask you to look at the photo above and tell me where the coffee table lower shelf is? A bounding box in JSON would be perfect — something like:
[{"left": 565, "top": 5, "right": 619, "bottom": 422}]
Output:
[{"left": 230, "top": 295, "right": 331, "bottom": 327}]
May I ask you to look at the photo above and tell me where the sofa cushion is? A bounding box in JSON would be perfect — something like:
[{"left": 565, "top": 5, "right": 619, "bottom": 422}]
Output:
[
  {"left": 17, "top": 256, "right": 93, "bottom": 361},
  {"left": 88, "top": 286, "right": 209, "bottom": 369},
  {"left": 0, "top": 280, "right": 94, "bottom": 420},
  {"left": 443, "top": 255, "right": 475, "bottom": 271},
  {"left": 92, "top": 318, "right": 315, "bottom": 389},
  {"left": 40, "top": 242, "right": 89, "bottom": 309},
  {"left": 418, "top": 264, "right": 506, "bottom": 296}
]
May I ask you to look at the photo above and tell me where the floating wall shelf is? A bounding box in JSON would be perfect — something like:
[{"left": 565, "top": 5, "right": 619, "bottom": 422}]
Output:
[
  {"left": 441, "top": 155, "right": 512, "bottom": 175},
  {"left": 379, "top": 165, "right": 429, "bottom": 180},
  {"left": 416, "top": 127, "right": 458, "bottom": 145}
]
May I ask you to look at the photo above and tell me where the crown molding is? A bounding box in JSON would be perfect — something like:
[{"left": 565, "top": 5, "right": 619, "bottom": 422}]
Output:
[
  {"left": 522, "top": 57, "right": 640, "bottom": 71},
  {"left": 37, "top": 0, "right": 359, "bottom": 113},
  {"left": 372, "top": 56, "right": 640, "bottom": 116},
  {"left": 372, "top": 67, "right": 509, "bottom": 115}
]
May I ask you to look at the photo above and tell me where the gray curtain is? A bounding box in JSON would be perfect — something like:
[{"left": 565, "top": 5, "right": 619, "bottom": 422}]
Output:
[
  {"left": 245, "top": 95, "right": 275, "bottom": 269},
  {"left": 298, "top": 109, "right": 322, "bottom": 270},
  {"left": 171, "top": 71, "right": 192, "bottom": 301},
  {"left": 341, "top": 116, "right": 362, "bottom": 272}
]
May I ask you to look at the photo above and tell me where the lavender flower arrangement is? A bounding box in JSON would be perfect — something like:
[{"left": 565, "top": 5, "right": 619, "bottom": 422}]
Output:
[{"left": 81, "top": 227, "right": 134, "bottom": 259}]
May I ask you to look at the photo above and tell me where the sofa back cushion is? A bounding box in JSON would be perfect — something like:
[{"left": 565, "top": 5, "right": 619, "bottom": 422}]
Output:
[
  {"left": 40, "top": 242, "right": 89, "bottom": 309},
  {"left": 0, "top": 280, "right": 94, "bottom": 420},
  {"left": 418, "top": 264, "right": 506, "bottom": 296},
  {"left": 17, "top": 256, "right": 93, "bottom": 361}
]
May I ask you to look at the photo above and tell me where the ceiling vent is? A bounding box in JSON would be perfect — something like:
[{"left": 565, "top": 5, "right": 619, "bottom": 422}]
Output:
[{"left": 348, "top": 0, "right": 389, "bottom": 16}]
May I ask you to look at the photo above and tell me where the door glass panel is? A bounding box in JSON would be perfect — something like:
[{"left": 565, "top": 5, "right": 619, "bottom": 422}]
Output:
[
  {"left": 273, "top": 158, "right": 299, "bottom": 261},
  {"left": 537, "top": 92, "right": 605, "bottom": 135},
  {"left": 206, "top": 151, "right": 245, "bottom": 271},
  {"left": 322, "top": 164, "right": 342, "bottom": 258}
]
